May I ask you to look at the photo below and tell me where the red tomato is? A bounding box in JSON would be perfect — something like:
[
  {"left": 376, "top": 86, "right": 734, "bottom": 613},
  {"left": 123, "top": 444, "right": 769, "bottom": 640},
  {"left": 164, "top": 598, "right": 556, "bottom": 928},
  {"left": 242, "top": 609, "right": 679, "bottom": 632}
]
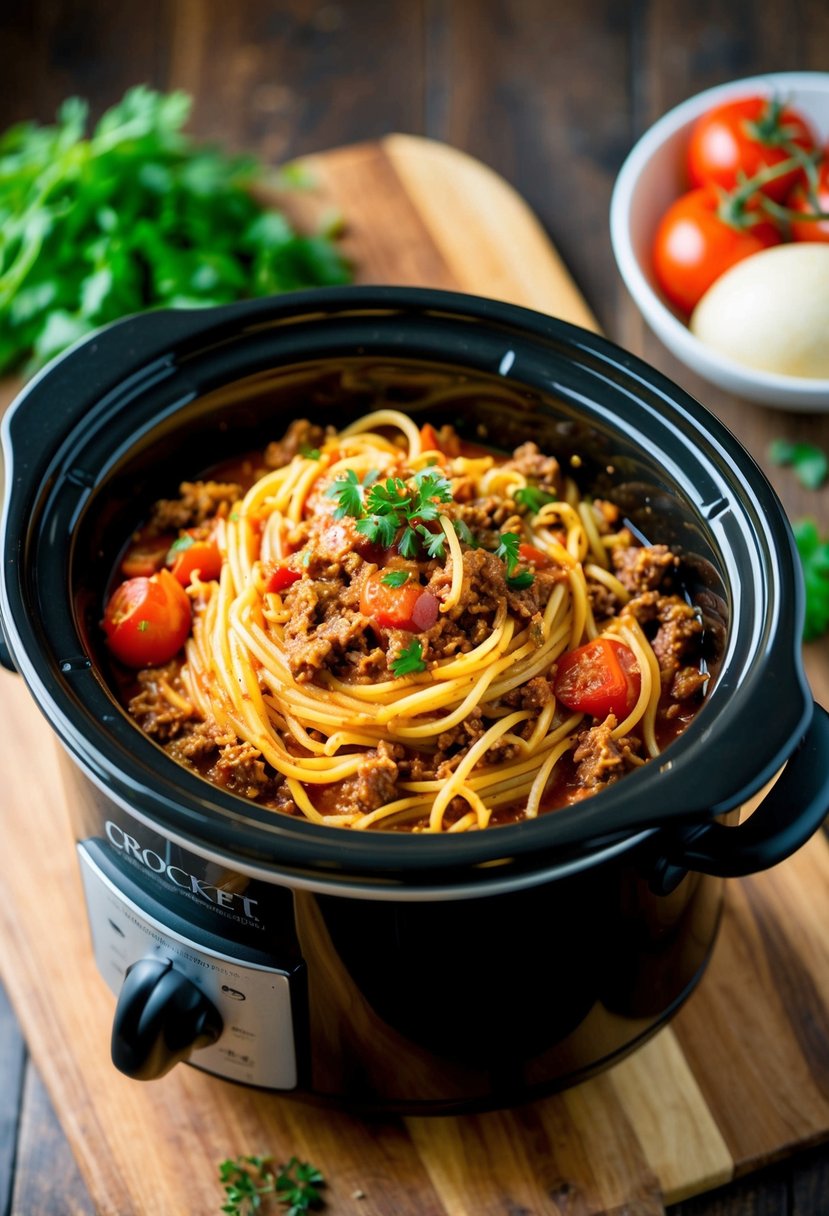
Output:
[
  {"left": 264, "top": 561, "right": 303, "bottom": 593},
  {"left": 652, "top": 186, "right": 781, "bottom": 314},
  {"left": 518, "top": 542, "right": 552, "bottom": 568},
  {"left": 788, "top": 157, "right": 829, "bottom": 243},
  {"left": 360, "top": 570, "right": 439, "bottom": 632},
  {"left": 121, "top": 532, "right": 175, "bottom": 578},
  {"left": 554, "top": 638, "right": 641, "bottom": 721},
  {"left": 103, "top": 569, "right": 192, "bottom": 668},
  {"left": 167, "top": 534, "right": 223, "bottom": 585},
  {"left": 419, "top": 423, "right": 442, "bottom": 451},
  {"left": 687, "top": 96, "right": 816, "bottom": 202}
]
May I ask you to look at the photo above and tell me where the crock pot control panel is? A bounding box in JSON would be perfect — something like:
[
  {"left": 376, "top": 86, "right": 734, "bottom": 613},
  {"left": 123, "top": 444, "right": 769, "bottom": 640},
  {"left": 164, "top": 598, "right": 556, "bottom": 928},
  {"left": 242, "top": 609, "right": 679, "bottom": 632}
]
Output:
[{"left": 78, "top": 842, "right": 301, "bottom": 1089}]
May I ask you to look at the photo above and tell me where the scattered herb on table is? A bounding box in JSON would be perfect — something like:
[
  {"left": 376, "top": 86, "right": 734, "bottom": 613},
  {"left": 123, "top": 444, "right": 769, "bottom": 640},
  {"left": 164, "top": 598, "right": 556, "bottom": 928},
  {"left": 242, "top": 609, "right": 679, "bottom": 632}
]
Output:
[
  {"left": 219, "top": 1154, "right": 325, "bottom": 1215},
  {"left": 792, "top": 519, "right": 829, "bottom": 642},
  {"left": 0, "top": 85, "right": 351, "bottom": 376},
  {"left": 769, "top": 440, "right": 828, "bottom": 490}
]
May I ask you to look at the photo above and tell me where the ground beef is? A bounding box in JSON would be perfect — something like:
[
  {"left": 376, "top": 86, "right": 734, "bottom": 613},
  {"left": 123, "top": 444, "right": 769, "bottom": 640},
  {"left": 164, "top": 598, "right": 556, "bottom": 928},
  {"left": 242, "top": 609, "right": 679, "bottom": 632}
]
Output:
[
  {"left": 572, "top": 715, "right": 641, "bottom": 790},
  {"left": 612, "top": 535, "right": 677, "bottom": 595},
  {"left": 149, "top": 480, "right": 242, "bottom": 533},
  {"left": 264, "top": 419, "right": 330, "bottom": 469},
  {"left": 128, "top": 664, "right": 195, "bottom": 741},
  {"left": 282, "top": 573, "right": 373, "bottom": 681},
  {"left": 449, "top": 497, "right": 525, "bottom": 547},
  {"left": 588, "top": 579, "right": 622, "bottom": 623},
  {"left": 503, "top": 442, "right": 562, "bottom": 495},
  {"left": 671, "top": 665, "right": 710, "bottom": 701},
  {"left": 208, "top": 741, "right": 274, "bottom": 799},
  {"left": 624, "top": 591, "right": 703, "bottom": 684}
]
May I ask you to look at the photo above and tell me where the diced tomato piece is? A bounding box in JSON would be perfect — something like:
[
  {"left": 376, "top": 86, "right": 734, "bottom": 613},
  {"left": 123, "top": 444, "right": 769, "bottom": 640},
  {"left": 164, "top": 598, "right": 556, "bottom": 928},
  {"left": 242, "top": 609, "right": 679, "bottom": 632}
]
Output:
[
  {"left": 167, "top": 534, "right": 223, "bottom": 586},
  {"left": 419, "top": 423, "right": 442, "bottom": 451},
  {"left": 103, "top": 569, "right": 192, "bottom": 668},
  {"left": 360, "top": 569, "right": 439, "bottom": 632},
  {"left": 264, "top": 561, "right": 303, "bottom": 593},
  {"left": 554, "top": 637, "right": 641, "bottom": 720},
  {"left": 519, "top": 542, "right": 552, "bottom": 568}
]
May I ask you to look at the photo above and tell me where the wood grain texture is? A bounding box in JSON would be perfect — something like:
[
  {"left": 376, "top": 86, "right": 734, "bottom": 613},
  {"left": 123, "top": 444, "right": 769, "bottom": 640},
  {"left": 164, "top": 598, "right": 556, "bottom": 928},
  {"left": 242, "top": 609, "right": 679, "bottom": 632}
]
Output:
[{"left": 0, "top": 135, "right": 828, "bottom": 1216}]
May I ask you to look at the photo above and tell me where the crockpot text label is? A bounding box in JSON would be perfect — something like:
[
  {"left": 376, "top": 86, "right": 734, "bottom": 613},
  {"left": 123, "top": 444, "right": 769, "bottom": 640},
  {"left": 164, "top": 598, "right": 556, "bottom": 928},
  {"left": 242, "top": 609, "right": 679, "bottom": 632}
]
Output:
[{"left": 105, "top": 821, "right": 259, "bottom": 921}]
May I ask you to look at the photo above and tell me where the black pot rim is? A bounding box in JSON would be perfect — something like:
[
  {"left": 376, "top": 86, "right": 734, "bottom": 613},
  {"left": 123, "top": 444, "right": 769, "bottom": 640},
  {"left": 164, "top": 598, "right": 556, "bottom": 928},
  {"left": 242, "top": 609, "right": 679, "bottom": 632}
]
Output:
[{"left": 0, "top": 286, "right": 812, "bottom": 891}]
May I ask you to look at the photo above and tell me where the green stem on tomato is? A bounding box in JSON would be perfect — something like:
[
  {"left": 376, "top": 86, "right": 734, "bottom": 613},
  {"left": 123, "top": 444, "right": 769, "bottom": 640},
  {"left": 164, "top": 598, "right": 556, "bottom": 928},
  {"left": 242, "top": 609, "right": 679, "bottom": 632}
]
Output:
[{"left": 716, "top": 149, "right": 821, "bottom": 229}]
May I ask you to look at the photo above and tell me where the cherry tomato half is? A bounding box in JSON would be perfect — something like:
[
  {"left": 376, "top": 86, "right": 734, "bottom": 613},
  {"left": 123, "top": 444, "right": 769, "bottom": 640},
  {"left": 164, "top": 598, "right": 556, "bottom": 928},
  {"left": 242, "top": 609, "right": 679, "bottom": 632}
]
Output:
[
  {"left": 652, "top": 186, "right": 781, "bottom": 314},
  {"left": 687, "top": 96, "right": 816, "bottom": 202},
  {"left": 103, "top": 569, "right": 192, "bottom": 668},
  {"left": 554, "top": 637, "right": 641, "bottom": 721},
  {"left": 419, "top": 423, "right": 442, "bottom": 452},
  {"left": 167, "top": 533, "right": 223, "bottom": 586},
  {"left": 360, "top": 570, "right": 439, "bottom": 632},
  {"left": 788, "top": 157, "right": 829, "bottom": 243}
]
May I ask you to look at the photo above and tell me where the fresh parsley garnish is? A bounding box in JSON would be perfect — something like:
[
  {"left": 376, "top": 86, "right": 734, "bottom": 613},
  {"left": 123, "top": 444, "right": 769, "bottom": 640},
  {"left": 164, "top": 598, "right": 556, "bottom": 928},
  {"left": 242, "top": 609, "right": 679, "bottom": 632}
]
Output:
[
  {"left": 495, "top": 532, "right": 522, "bottom": 575},
  {"left": 513, "top": 486, "right": 557, "bottom": 513},
  {"left": 0, "top": 87, "right": 351, "bottom": 376},
  {"left": 300, "top": 445, "right": 321, "bottom": 461},
  {"left": 390, "top": 639, "right": 427, "bottom": 677},
  {"left": 167, "top": 534, "right": 194, "bottom": 556},
  {"left": 381, "top": 569, "right": 410, "bottom": 587},
  {"left": 769, "top": 440, "right": 828, "bottom": 490},
  {"left": 326, "top": 467, "right": 453, "bottom": 560},
  {"left": 453, "top": 518, "right": 475, "bottom": 546},
  {"left": 506, "top": 570, "right": 535, "bottom": 590},
  {"left": 793, "top": 519, "right": 829, "bottom": 641},
  {"left": 495, "top": 531, "right": 534, "bottom": 590},
  {"left": 218, "top": 1155, "right": 324, "bottom": 1216}
]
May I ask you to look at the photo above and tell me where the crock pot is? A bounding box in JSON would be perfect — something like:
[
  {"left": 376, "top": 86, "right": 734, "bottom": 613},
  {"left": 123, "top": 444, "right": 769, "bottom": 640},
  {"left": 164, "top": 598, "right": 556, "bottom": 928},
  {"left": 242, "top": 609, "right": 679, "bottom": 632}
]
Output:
[{"left": 2, "top": 287, "right": 827, "bottom": 1113}]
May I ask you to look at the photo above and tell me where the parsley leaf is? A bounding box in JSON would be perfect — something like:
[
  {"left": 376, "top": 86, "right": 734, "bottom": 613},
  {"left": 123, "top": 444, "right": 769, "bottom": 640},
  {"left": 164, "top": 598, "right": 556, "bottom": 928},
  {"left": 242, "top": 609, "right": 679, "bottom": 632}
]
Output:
[
  {"left": 453, "top": 519, "right": 475, "bottom": 546},
  {"left": 418, "top": 525, "right": 446, "bottom": 560},
  {"left": 391, "top": 639, "right": 427, "bottom": 677},
  {"left": 381, "top": 569, "right": 410, "bottom": 587},
  {"left": 300, "top": 445, "right": 321, "bottom": 461},
  {"left": 506, "top": 570, "right": 535, "bottom": 590},
  {"left": 326, "top": 469, "right": 366, "bottom": 520},
  {"left": 513, "top": 486, "right": 557, "bottom": 514},
  {"left": 494, "top": 532, "right": 522, "bottom": 576},
  {"left": 218, "top": 1154, "right": 325, "bottom": 1215},
  {"left": 769, "top": 440, "right": 828, "bottom": 490},
  {"left": 793, "top": 519, "right": 829, "bottom": 641},
  {"left": 0, "top": 86, "right": 351, "bottom": 376}
]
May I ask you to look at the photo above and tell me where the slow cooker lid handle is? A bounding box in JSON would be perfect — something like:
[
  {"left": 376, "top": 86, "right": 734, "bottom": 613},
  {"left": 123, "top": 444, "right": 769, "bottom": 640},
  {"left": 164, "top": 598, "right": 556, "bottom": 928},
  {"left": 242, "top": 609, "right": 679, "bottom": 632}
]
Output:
[{"left": 655, "top": 701, "right": 829, "bottom": 881}]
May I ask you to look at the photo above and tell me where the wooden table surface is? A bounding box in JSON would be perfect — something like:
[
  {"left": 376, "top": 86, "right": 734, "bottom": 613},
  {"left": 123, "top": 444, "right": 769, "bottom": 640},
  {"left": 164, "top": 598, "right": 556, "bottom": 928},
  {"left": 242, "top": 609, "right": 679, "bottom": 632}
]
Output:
[{"left": 1, "top": 3, "right": 828, "bottom": 1214}]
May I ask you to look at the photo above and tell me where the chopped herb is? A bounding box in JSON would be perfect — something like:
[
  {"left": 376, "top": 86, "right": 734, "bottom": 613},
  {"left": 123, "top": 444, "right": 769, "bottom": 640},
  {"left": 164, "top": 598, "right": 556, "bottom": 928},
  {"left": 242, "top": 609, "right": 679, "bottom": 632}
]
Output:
[
  {"left": 301, "top": 550, "right": 312, "bottom": 568},
  {"left": 793, "top": 519, "right": 829, "bottom": 641},
  {"left": 494, "top": 532, "right": 522, "bottom": 576},
  {"left": 329, "top": 466, "right": 455, "bottom": 560},
  {"left": 218, "top": 1154, "right": 325, "bottom": 1215},
  {"left": 390, "top": 639, "right": 427, "bottom": 677},
  {"left": 769, "top": 440, "right": 828, "bottom": 490},
  {"left": 506, "top": 570, "right": 535, "bottom": 590},
  {"left": 326, "top": 468, "right": 367, "bottom": 520},
  {"left": 453, "top": 519, "right": 475, "bottom": 546},
  {"left": 381, "top": 569, "right": 410, "bottom": 587},
  {"left": 167, "top": 534, "right": 194, "bottom": 556},
  {"left": 137, "top": 620, "right": 150, "bottom": 632},
  {"left": 513, "top": 486, "right": 557, "bottom": 514},
  {"left": 300, "top": 445, "right": 321, "bottom": 461}
]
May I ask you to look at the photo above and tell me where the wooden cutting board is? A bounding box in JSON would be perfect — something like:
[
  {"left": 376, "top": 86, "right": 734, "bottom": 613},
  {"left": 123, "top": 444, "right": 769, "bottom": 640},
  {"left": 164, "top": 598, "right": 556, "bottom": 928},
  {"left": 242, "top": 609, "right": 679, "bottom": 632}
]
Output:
[{"left": 1, "top": 135, "right": 829, "bottom": 1216}]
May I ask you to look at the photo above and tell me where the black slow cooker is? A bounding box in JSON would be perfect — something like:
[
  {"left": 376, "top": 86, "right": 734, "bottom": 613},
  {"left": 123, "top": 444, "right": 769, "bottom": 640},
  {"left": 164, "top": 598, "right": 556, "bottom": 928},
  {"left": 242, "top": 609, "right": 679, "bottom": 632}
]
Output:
[{"left": 2, "top": 288, "right": 827, "bottom": 1113}]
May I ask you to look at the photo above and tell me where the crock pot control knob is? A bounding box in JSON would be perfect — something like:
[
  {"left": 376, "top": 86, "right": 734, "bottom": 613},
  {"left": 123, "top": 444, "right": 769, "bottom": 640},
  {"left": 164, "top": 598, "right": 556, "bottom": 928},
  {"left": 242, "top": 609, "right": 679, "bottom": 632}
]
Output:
[{"left": 111, "top": 957, "right": 222, "bottom": 1080}]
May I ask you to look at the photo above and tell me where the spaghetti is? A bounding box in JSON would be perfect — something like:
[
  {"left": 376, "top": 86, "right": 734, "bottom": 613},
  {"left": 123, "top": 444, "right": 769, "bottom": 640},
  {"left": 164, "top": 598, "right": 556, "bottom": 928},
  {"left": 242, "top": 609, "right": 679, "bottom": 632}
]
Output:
[{"left": 113, "top": 411, "right": 709, "bottom": 832}]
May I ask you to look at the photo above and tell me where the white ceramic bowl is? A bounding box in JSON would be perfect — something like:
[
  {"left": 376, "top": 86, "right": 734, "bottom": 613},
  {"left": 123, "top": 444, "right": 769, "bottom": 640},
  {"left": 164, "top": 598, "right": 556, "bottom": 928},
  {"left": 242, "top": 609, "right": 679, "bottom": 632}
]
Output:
[{"left": 610, "top": 71, "right": 829, "bottom": 411}]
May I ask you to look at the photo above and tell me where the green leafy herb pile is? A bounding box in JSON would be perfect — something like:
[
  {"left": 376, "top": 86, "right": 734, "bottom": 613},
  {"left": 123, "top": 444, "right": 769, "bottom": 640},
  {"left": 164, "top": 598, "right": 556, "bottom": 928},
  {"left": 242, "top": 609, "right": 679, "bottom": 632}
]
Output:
[
  {"left": 0, "top": 86, "right": 351, "bottom": 375},
  {"left": 219, "top": 1155, "right": 325, "bottom": 1215}
]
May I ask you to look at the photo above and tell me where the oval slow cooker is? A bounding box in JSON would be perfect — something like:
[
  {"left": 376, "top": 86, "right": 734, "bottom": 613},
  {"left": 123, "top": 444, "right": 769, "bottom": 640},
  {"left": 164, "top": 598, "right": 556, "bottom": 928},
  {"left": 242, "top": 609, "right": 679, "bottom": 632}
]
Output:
[{"left": 2, "top": 287, "right": 828, "bottom": 1113}]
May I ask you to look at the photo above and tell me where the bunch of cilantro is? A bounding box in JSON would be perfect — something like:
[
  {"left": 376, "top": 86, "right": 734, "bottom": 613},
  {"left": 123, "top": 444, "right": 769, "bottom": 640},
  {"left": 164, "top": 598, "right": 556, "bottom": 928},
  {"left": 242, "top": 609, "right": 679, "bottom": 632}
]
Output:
[{"left": 0, "top": 86, "right": 350, "bottom": 375}]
